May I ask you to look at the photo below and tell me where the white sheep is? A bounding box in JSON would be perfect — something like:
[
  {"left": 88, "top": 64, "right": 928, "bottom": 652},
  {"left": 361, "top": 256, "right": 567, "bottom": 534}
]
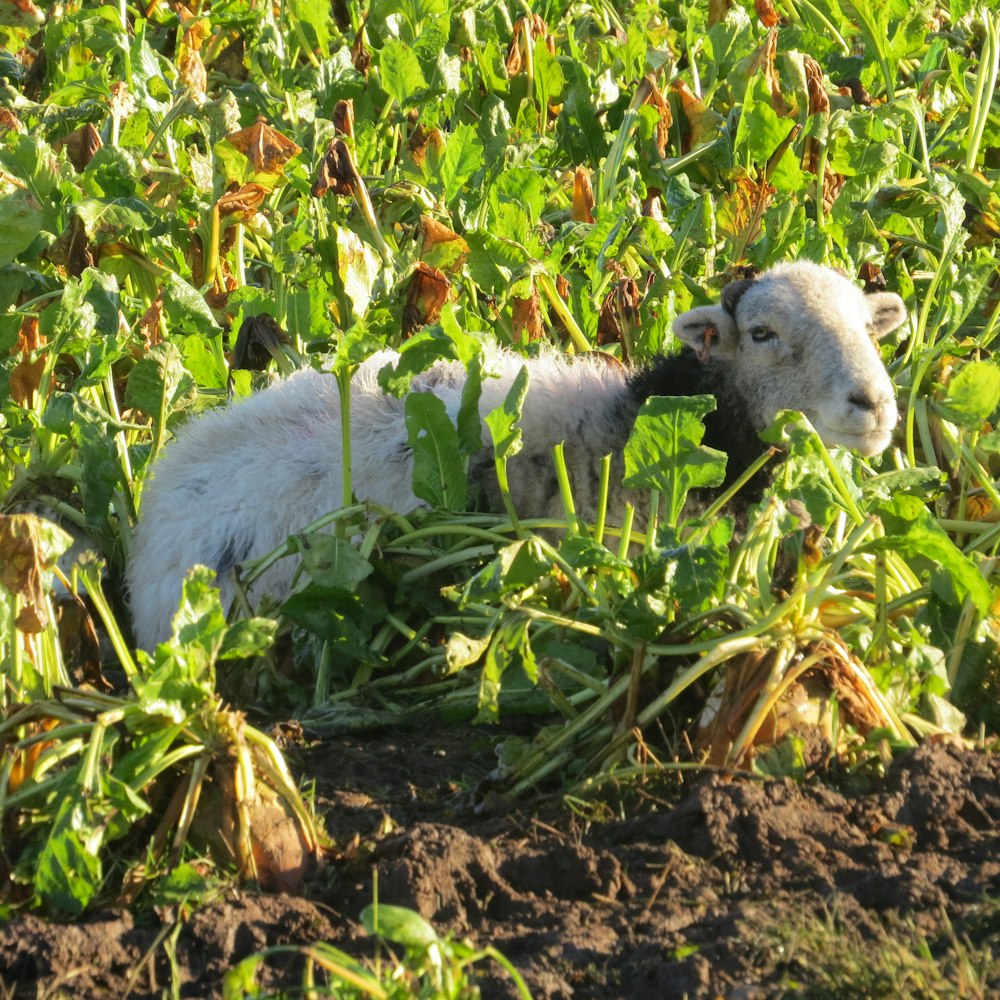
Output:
[{"left": 127, "top": 261, "right": 907, "bottom": 649}]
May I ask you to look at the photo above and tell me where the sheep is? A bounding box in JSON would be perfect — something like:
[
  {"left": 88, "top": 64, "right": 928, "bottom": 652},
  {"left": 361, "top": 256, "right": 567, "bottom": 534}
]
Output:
[{"left": 127, "top": 261, "right": 907, "bottom": 649}]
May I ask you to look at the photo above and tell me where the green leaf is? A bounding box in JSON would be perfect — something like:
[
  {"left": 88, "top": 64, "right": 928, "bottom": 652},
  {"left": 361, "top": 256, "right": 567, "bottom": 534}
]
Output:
[
  {"left": 462, "top": 537, "right": 551, "bottom": 603},
  {"left": 478, "top": 615, "right": 537, "bottom": 723},
  {"left": 379, "top": 39, "right": 428, "bottom": 108},
  {"left": 288, "top": 0, "right": 330, "bottom": 56},
  {"left": 936, "top": 361, "right": 1000, "bottom": 429},
  {"left": 291, "top": 533, "right": 374, "bottom": 590},
  {"left": 336, "top": 225, "right": 381, "bottom": 319},
  {"left": 280, "top": 584, "right": 382, "bottom": 650},
  {"left": 623, "top": 395, "right": 727, "bottom": 523},
  {"left": 659, "top": 518, "right": 733, "bottom": 613},
  {"left": 870, "top": 495, "right": 993, "bottom": 614},
  {"left": 124, "top": 342, "right": 199, "bottom": 427},
  {"left": 362, "top": 903, "right": 439, "bottom": 949},
  {"left": 456, "top": 352, "right": 484, "bottom": 458},
  {"left": 152, "top": 862, "right": 214, "bottom": 906},
  {"left": 761, "top": 411, "right": 853, "bottom": 526},
  {"left": 160, "top": 272, "right": 221, "bottom": 333},
  {"left": 0, "top": 187, "right": 46, "bottom": 263},
  {"left": 485, "top": 366, "right": 529, "bottom": 463},
  {"left": 465, "top": 230, "right": 530, "bottom": 292},
  {"left": 734, "top": 75, "right": 803, "bottom": 192},
  {"left": 74, "top": 198, "right": 157, "bottom": 244},
  {"left": 405, "top": 391, "right": 467, "bottom": 510},
  {"left": 78, "top": 424, "right": 119, "bottom": 530},
  {"left": 861, "top": 467, "right": 946, "bottom": 501},
  {"left": 444, "top": 630, "right": 493, "bottom": 674},
  {"left": 219, "top": 617, "right": 278, "bottom": 660},
  {"left": 437, "top": 122, "right": 483, "bottom": 204},
  {"left": 33, "top": 798, "right": 102, "bottom": 915}
]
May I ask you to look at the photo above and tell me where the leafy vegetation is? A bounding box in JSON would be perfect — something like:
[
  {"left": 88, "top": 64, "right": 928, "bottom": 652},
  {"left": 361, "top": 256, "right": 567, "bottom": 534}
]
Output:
[
  {"left": 224, "top": 902, "right": 533, "bottom": 999},
  {"left": 0, "top": 0, "right": 996, "bottom": 937}
]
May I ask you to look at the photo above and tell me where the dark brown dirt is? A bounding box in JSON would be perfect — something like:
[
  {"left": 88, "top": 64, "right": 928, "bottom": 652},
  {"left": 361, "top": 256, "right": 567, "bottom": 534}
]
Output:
[{"left": 1, "top": 732, "right": 998, "bottom": 998}]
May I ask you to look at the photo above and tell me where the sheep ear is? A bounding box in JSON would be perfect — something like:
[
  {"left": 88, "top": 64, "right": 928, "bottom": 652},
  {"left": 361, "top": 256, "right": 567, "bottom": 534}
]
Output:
[
  {"left": 673, "top": 305, "right": 738, "bottom": 362},
  {"left": 866, "top": 292, "right": 908, "bottom": 339}
]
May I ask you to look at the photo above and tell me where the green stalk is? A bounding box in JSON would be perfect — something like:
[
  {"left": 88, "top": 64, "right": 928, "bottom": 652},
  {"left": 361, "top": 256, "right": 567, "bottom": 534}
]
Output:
[
  {"left": 615, "top": 503, "right": 636, "bottom": 560},
  {"left": 203, "top": 201, "right": 221, "bottom": 292},
  {"left": 494, "top": 456, "right": 524, "bottom": 539},
  {"left": 314, "top": 640, "right": 333, "bottom": 705},
  {"left": 336, "top": 368, "right": 354, "bottom": 530},
  {"left": 965, "top": 10, "right": 1000, "bottom": 172},
  {"left": 593, "top": 454, "right": 612, "bottom": 547},
  {"left": 169, "top": 755, "right": 209, "bottom": 858},
  {"left": 551, "top": 442, "right": 579, "bottom": 532},
  {"left": 537, "top": 273, "right": 590, "bottom": 353},
  {"left": 74, "top": 562, "right": 138, "bottom": 680},
  {"left": 946, "top": 595, "right": 979, "bottom": 688}
]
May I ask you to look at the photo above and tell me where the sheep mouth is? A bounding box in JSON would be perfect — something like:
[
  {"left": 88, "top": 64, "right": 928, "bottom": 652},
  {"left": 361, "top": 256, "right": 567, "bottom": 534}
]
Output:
[{"left": 812, "top": 422, "right": 895, "bottom": 457}]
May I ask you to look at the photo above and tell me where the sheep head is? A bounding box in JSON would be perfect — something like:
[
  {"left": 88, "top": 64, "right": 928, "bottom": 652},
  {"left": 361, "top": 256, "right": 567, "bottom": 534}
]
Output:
[{"left": 673, "top": 261, "right": 905, "bottom": 456}]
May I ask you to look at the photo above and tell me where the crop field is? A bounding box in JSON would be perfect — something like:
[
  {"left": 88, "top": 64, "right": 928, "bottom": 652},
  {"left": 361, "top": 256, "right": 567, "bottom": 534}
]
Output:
[{"left": 0, "top": 0, "right": 998, "bottom": 996}]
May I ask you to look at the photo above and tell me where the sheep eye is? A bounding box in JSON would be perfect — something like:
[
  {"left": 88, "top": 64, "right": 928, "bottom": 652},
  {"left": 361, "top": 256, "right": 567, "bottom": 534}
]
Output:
[{"left": 749, "top": 327, "right": 777, "bottom": 343}]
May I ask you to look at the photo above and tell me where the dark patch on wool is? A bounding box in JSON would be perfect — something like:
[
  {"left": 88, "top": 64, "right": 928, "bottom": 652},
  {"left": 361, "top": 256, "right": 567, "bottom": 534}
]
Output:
[
  {"left": 182, "top": 478, "right": 210, "bottom": 498},
  {"left": 464, "top": 348, "right": 777, "bottom": 520},
  {"left": 214, "top": 535, "right": 251, "bottom": 578}
]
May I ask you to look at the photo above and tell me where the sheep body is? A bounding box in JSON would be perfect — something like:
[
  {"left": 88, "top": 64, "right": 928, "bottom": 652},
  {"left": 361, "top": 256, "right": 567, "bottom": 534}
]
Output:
[{"left": 127, "top": 261, "right": 907, "bottom": 649}]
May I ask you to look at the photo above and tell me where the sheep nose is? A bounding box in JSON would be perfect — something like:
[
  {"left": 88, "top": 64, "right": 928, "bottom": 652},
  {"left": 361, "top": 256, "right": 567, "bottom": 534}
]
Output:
[{"left": 848, "top": 391, "right": 879, "bottom": 413}]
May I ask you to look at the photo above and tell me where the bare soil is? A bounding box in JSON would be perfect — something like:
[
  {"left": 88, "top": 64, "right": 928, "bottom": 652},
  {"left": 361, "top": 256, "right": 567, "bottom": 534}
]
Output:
[{"left": 1, "top": 731, "right": 998, "bottom": 998}]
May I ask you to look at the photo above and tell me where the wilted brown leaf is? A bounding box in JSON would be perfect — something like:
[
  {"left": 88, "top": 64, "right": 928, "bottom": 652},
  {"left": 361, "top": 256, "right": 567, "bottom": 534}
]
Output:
[
  {"left": 836, "top": 76, "right": 876, "bottom": 107},
  {"left": 634, "top": 75, "right": 674, "bottom": 158},
  {"left": 754, "top": 0, "right": 781, "bottom": 27},
  {"left": 227, "top": 119, "right": 302, "bottom": 174},
  {"left": 208, "top": 34, "right": 248, "bottom": 82},
  {"left": 333, "top": 98, "right": 355, "bottom": 139},
  {"left": 352, "top": 21, "right": 371, "bottom": 77},
  {"left": 802, "top": 55, "right": 829, "bottom": 176},
  {"left": 217, "top": 181, "right": 268, "bottom": 218},
  {"left": 803, "top": 54, "right": 829, "bottom": 118},
  {"left": 697, "top": 638, "right": 886, "bottom": 768},
  {"left": 407, "top": 124, "right": 444, "bottom": 169},
  {"left": 403, "top": 263, "right": 450, "bottom": 336},
  {"left": 707, "top": 0, "right": 733, "bottom": 25},
  {"left": 0, "top": 0, "right": 43, "bottom": 28},
  {"left": 957, "top": 494, "right": 1000, "bottom": 523},
  {"left": 0, "top": 108, "right": 22, "bottom": 135},
  {"left": 0, "top": 514, "right": 55, "bottom": 633},
  {"left": 506, "top": 14, "right": 554, "bottom": 76},
  {"left": 717, "top": 170, "right": 776, "bottom": 250},
  {"left": 53, "top": 123, "right": 102, "bottom": 172},
  {"left": 748, "top": 28, "right": 789, "bottom": 115},
  {"left": 312, "top": 139, "right": 357, "bottom": 197},
  {"left": 232, "top": 313, "right": 290, "bottom": 371},
  {"left": 178, "top": 49, "right": 207, "bottom": 95},
  {"left": 642, "top": 188, "right": 665, "bottom": 222},
  {"left": 512, "top": 285, "right": 544, "bottom": 344},
  {"left": 44, "top": 213, "right": 95, "bottom": 278},
  {"left": 598, "top": 276, "right": 642, "bottom": 356},
  {"left": 420, "top": 215, "right": 469, "bottom": 273},
  {"left": 821, "top": 170, "right": 846, "bottom": 214},
  {"left": 9, "top": 316, "right": 45, "bottom": 406},
  {"left": 571, "top": 167, "right": 594, "bottom": 223},
  {"left": 670, "top": 80, "right": 724, "bottom": 151},
  {"left": 859, "top": 262, "right": 887, "bottom": 293},
  {"left": 138, "top": 294, "right": 164, "bottom": 350}
]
